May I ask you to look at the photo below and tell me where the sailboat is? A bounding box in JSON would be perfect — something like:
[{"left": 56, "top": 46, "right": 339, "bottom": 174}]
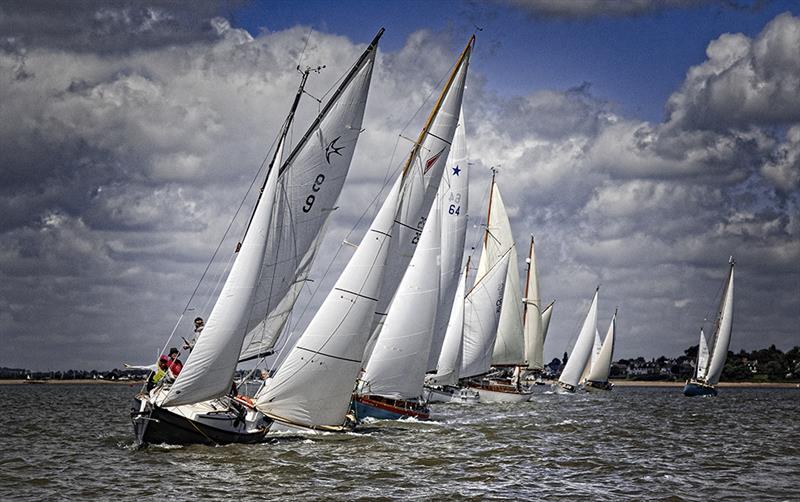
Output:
[
  {"left": 463, "top": 175, "right": 532, "bottom": 402},
  {"left": 256, "top": 36, "right": 473, "bottom": 429},
  {"left": 556, "top": 287, "right": 599, "bottom": 393},
  {"left": 684, "top": 258, "right": 735, "bottom": 397},
  {"left": 354, "top": 38, "right": 474, "bottom": 421},
  {"left": 130, "top": 29, "right": 384, "bottom": 446},
  {"left": 583, "top": 310, "right": 617, "bottom": 391},
  {"left": 424, "top": 260, "right": 478, "bottom": 403}
]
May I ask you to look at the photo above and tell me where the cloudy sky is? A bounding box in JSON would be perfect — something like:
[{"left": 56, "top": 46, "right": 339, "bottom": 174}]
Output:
[{"left": 1, "top": 0, "right": 798, "bottom": 371}]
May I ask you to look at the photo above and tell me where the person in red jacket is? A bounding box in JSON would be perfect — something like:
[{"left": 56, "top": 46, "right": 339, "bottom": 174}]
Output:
[{"left": 167, "top": 347, "right": 183, "bottom": 377}]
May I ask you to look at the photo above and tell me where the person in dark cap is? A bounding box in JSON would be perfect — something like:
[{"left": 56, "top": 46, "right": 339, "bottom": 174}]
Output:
[
  {"left": 183, "top": 317, "right": 204, "bottom": 351},
  {"left": 167, "top": 347, "right": 183, "bottom": 378}
]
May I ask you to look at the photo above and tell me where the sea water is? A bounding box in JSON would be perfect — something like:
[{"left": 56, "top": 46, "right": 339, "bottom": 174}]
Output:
[{"left": 0, "top": 384, "right": 798, "bottom": 500}]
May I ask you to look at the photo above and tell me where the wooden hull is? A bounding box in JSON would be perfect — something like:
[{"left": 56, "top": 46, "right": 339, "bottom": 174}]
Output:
[
  {"left": 130, "top": 396, "right": 269, "bottom": 446},
  {"left": 465, "top": 380, "right": 532, "bottom": 402},
  {"left": 683, "top": 380, "right": 718, "bottom": 397},
  {"left": 352, "top": 395, "right": 430, "bottom": 421}
]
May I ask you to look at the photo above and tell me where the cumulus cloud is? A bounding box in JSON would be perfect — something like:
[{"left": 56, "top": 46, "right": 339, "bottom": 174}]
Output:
[{"left": 0, "top": 5, "right": 797, "bottom": 370}]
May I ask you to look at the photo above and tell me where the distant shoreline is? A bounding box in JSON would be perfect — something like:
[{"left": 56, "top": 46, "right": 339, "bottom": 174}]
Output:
[
  {"left": 609, "top": 379, "right": 799, "bottom": 388},
  {"left": 1, "top": 378, "right": 798, "bottom": 388},
  {"left": 0, "top": 379, "right": 144, "bottom": 385}
]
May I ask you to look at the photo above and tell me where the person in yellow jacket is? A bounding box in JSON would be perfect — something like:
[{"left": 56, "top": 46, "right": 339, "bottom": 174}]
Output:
[{"left": 146, "top": 355, "right": 170, "bottom": 391}]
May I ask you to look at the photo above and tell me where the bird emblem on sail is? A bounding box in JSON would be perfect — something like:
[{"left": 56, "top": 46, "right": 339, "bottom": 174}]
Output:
[
  {"left": 325, "top": 136, "right": 345, "bottom": 164},
  {"left": 423, "top": 147, "right": 446, "bottom": 174}
]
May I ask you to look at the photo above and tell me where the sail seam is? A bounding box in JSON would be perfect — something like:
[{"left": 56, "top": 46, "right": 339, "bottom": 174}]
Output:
[{"left": 296, "top": 346, "right": 362, "bottom": 363}]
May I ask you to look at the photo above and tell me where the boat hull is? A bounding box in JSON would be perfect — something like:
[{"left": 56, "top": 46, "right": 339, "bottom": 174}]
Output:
[
  {"left": 353, "top": 395, "right": 430, "bottom": 421},
  {"left": 423, "top": 385, "right": 479, "bottom": 404},
  {"left": 583, "top": 380, "right": 614, "bottom": 392},
  {"left": 683, "top": 380, "right": 718, "bottom": 397},
  {"left": 130, "top": 397, "right": 269, "bottom": 446},
  {"left": 465, "top": 382, "right": 532, "bottom": 403}
]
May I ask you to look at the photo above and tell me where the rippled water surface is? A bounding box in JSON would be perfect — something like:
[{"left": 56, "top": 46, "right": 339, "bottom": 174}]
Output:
[{"left": 1, "top": 384, "right": 798, "bottom": 500}]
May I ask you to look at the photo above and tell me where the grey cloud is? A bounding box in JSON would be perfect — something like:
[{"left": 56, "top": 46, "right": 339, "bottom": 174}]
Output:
[
  {"left": 0, "top": 0, "right": 232, "bottom": 54},
  {"left": 497, "top": 0, "right": 713, "bottom": 20}
]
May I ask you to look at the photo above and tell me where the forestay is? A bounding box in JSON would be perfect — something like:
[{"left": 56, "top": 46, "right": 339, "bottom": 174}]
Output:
[
  {"left": 460, "top": 249, "right": 511, "bottom": 379},
  {"left": 360, "top": 197, "right": 442, "bottom": 400},
  {"left": 428, "top": 107, "right": 469, "bottom": 371},
  {"left": 255, "top": 177, "right": 401, "bottom": 428},
  {"left": 238, "top": 36, "right": 381, "bottom": 361},
  {"left": 558, "top": 288, "right": 599, "bottom": 389}
]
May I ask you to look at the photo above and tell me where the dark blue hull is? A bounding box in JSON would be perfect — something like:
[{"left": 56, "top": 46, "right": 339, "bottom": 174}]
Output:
[{"left": 683, "top": 381, "right": 718, "bottom": 397}]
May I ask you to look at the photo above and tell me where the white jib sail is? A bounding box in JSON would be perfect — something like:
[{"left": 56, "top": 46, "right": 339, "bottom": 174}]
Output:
[
  {"left": 705, "top": 261, "right": 735, "bottom": 386},
  {"left": 460, "top": 249, "right": 512, "bottom": 379},
  {"left": 255, "top": 177, "right": 401, "bottom": 428},
  {"left": 541, "top": 301, "right": 554, "bottom": 343},
  {"left": 696, "top": 328, "right": 710, "bottom": 380},
  {"left": 588, "top": 311, "right": 616, "bottom": 383},
  {"left": 579, "top": 328, "right": 601, "bottom": 384},
  {"left": 167, "top": 33, "right": 382, "bottom": 406},
  {"left": 523, "top": 236, "right": 544, "bottom": 370},
  {"left": 480, "top": 182, "right": 524, "bottom": 366},
  {"left": 558, "top": 288, "right": 599, "bottom": 389},
  {"left": 164, "top": 137, "right": 285, "bottom": 407},
  {"left": 238, "top": 39, "right": 380, "bottom": 361},
  {"left": 360, "top": 196, "right": 442, "bottom": 400},
  {"left": 427, "top": 265, "right": 467, "bottom": 387},
  {"left": 427, "top": 107, "right": 469, "bottom": 372},
  {"left": 367, "top": 38, "right": 473, "bottom": 355}
]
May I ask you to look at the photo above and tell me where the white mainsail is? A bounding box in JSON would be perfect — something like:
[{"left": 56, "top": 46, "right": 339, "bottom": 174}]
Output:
[
  {"left": 704, "top": 260, "right": 735, "bottom": 386},
  {"left": 587, "top": 311, "right": 616, "bottom": 383},
  {"left": 522, "top": 236, "right": 544, "bottom": 370},
  {"left": 164, "top": 31, "right": 382, "bottom": 407},
  {"left": 696, "top": 328, "right": 710, "bottom": 380},
  {"left": 427, "top": 264, "right": 468, "bottom": 387},
  {"left": 481, "top": 180, "right": 525, "bottom": 367},
  {"left": 427, "top": 107, "right": 469, "bottom": 372},
  {"left": 360, "top": 197, "right": 442, "bottom": 400},
  {"left": 238, "top": 35, "right": 381, "bottom": 362},
  {"left": 367, "top": 37, "right": 473, "bottom": 357},
  {"left": 460, "top": 249, "right": 512, "bottom": 379},
  {"left": 558, "top": 288, "right": 599, "bottom": 389},
  {"left": 541, "top": 301, "right": 554, "bottom": 343},
  {"left": 255, "top": 177, "right": 402, "bottom": 428}
]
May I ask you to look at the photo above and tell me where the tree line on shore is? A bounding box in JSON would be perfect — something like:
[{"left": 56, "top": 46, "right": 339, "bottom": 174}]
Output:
[{"left": 2, "top": 345, "right": 798, "bottom": 382}]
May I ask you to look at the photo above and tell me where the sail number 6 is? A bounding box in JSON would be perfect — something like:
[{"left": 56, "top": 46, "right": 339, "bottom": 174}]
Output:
[{"left": 302, "top": 174, "right": 326, "bottom": 213}]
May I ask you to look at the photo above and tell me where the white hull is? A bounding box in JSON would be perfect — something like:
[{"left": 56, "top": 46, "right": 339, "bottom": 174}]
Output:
[{"left": 424, "top": 386, "right": 479, "bottom": 404}]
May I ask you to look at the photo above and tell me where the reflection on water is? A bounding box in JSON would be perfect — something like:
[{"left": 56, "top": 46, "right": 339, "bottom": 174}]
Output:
[{"left": 1, "top": 384, "right": 798, "bottom": 500}]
